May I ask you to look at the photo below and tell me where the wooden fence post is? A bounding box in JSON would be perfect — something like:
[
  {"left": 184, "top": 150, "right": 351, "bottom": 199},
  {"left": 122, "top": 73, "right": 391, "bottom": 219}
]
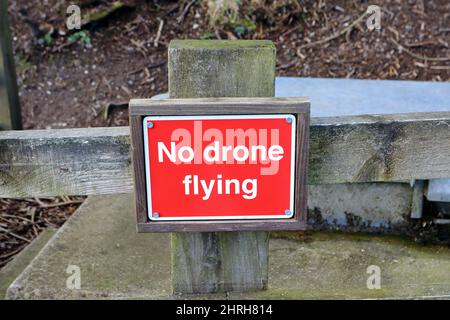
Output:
[
  {"left": 168, "top": 40, "right": 276, "bottom": 293},
  {"left": 0, "top": 0, "right": 22, "bottom": 130}
]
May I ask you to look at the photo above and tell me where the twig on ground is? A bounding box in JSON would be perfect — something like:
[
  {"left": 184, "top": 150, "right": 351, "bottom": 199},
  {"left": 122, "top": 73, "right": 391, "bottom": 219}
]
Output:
[
  {"left": 154, "top": 18, "right": 164, "bottom": 47},
  {"left": 52, "top": 41, "right": 77, "bottom": 53},
  {"left": 281, "top": 25, "right": 301, "bottom": 38},
  {"left": 33, "top": 198, "right": 47, "bottom": 206},
  {"left": 276, "top": 61, "right": 297, "bottom": 71},
  {"left": 215, "top": 29, "right": 222, "bottom": 40},
  {"left": 390, "top": 38, "right": 450, "bottom": 62},
  {"left": 0, "top": 227, "right": 31, "bottom": 243},
  {"left": 127, "top": 61, "right": 165, "bottom": 75},
  {"left": 103, "top": 101, "right": 129, "bottom": 120},
  {"left": 43, "top": 218, "right": 58, "bottom": 229},
  {"left": 429, "top": 66, "right": 450, "bottom": 70},
  {"left": 405, "top": 40, "right": 448, "bottom": 48},
  {"left": 0, "top": 246, "right": 26, "bottom": 260},
  {"left": 130, "top": 39, "right": 148, "bottom": 56},
  {"left": 0, "top": 214, "right": 34, "bottom": 224},
  {"left": 29, "top": 207, "right": 36, "bottom": 223},
  {"left": 387, "top": 26, "right": 400, "bottom": 41},
  {"left": 177, "top": 0, "right": 196, "bottom": 24},
  {"left": 297, "top": 11, "right": 370, "bottom": 50},
  {"left": 165, "top": 3, "right": 179, "bottom": 16},
  {"left": 39, "top": 200, "right": 84, "bottom": 208}
]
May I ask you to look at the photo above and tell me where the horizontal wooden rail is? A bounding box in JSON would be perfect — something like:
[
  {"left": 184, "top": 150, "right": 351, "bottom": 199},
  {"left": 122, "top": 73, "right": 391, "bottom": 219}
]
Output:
[{"left": 0, "top": 112, "right": 449, "bottom": 197}]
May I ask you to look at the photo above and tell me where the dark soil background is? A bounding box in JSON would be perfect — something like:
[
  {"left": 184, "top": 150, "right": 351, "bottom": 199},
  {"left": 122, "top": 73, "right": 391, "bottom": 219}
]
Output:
[{"left": 1, "top": 0, "right": 449, "bottom": 268}]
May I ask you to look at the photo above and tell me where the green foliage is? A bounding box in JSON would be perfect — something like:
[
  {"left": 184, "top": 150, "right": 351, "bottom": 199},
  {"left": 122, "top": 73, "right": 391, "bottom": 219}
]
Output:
[
  {"left": 205, "top": 0, "right": 257, "bottom": 38},
  {"left": 204, "top": 0, "right": 304, "bottom": 38},
  {"left": 14, "top": 55, "right": 33, "bottom": 73},
  {"left": 230, "top": 17, "right": 256, "bottom": 37},
  {"left": 82, "top": 1, "right": 124, "bottom": 24},
  {"left": 67, "top": 31, "right": 92, "bottom": 46},
  {"left": 43, "top": 32, "right": 53, "bottom": 46},
  {"left": 200, "top": 32, "right": 215, "bottom": 40}
]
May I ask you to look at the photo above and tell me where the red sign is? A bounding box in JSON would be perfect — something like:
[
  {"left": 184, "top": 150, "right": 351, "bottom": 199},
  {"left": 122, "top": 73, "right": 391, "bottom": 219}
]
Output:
[{"left": 142, "top": 114, "right": 297, "bottom": 221}]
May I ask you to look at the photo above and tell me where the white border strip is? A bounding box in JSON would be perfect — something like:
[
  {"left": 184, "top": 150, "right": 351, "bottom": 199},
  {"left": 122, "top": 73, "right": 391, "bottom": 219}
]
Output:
[{"left": 142, "top": 114, "right": 296, "bottom": 221}]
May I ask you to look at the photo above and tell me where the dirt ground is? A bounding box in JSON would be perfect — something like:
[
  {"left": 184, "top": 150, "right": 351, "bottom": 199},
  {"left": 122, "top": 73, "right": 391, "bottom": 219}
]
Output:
[{"left": 1, "top": 0, "right": 449, "bottom": 268}]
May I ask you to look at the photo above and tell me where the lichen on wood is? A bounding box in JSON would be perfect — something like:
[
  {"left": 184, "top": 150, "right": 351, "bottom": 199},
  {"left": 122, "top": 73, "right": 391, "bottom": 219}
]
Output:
[
  {"left": 168, "top": 40, "right": 275, "bottom": 99},
  {"left": 168, "top": 40, "right": 275, "bottom": 294}
]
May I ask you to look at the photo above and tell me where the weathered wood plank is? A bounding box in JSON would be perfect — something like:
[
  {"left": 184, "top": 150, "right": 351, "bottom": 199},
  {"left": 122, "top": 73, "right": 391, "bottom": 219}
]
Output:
[
  {"left": 168, "top": 40, "right": 275, "bottom": 99},
  {"left": 0, "top": 126, "right": 131, "bottom": 196},
  {"left": 168, "top": 40, "right": 275, "bottom": 295},
  {"left": 137, "top": 220, "right": 307, "bottom": 232},
  {"left": 0, "top": 0, "right": 22, "bottom": 130},
  {"left": 171, "top": 231, "right": 269, "bottom": 293},
  {"left": 0, "top": 111, "right": 449, "bottom": 197},
  {"left": 129, "top": 96, "right": 310, "bottom": 114},
  {"left": 309, "top": 112, "right": 450, "bottom": 184}
]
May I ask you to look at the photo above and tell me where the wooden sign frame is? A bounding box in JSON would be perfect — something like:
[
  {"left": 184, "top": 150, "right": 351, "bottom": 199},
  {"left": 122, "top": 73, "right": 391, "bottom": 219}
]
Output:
[{"left": 129, "top": 97, "right": 310, "bottom": 232}]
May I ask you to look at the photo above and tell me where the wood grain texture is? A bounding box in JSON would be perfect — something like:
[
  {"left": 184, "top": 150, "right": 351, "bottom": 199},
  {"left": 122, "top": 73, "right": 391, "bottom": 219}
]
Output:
[
  {"left": 1, "top": 112, "right": 450, "bottom": 197},
  {"left": 0, "top": 126, "right": 131, "bottom": 197},
  {"left": 137, "top": 220, "right": 307, "bottom": 232},
  {"left": 309, "top": 112, "right": 450, "bottom": 184},
  {"left": 129, "top": 96, "right": 310, "bottom": 114},
  {"left": 296, "top": 110, "right": 309, "bottom": 226},
  {"left": 130, "top": 116, "right": 147, "bottom": 224},
  {"left": 168, "top": 40, "right": 276, "bottom": 99},
  {"left": 167, "top": 40, "right": 275, "bottom": 295},
  {"left": 171, "top": 231, "right": 269, "bottom": 293},
  {"left": 0, "top": 0, "right": 22, "bottom": 130}
]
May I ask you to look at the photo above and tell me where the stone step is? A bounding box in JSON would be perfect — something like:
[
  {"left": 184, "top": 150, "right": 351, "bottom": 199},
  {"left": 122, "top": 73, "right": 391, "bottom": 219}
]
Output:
[
  {"left": 6, "top": 194, "right": 171, "bottom": 299},
  {"left": 0, "top": 227, "right": 56, "bottom": 299},
  {"left": 248, "top": 232, "right": 450, "bottom": 299},
  {"left": 6, "top": 194, "right": 450, "bottom": 299}
]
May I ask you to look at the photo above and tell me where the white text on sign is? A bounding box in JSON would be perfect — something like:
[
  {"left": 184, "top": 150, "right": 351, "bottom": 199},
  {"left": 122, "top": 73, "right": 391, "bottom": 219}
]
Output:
[{"left": 156, "top": 122, "right": 285, "bottom": 201}]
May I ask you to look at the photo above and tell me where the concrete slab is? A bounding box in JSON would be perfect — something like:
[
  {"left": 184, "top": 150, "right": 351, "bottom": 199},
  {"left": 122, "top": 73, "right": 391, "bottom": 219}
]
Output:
[
  {"left": 427, "top": 179, "right": 450, "bottom": 202},
  {"left": 155, "top": 77, "right": 450, "bottom": 117},
  {"left": 0, "top": 228, "right": 56, "bottom": 299},
  {"left": 308, "top": 183, "right": 412, "bottom": 234},
  {"left": 6, "top": 194, "right": 172, "bottom": 299},
  {"left": 275, "top": 77, "right": 450, "bottom": 117},
  {"left": 7, "top": 194, "right": 450, "bottom": 299},
  {"left": 243, "top": 232, "right": 450, "bottom": 299}
]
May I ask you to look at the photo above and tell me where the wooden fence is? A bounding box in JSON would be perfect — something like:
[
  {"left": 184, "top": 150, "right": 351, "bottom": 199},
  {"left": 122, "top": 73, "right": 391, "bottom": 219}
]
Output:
[{"left": 1, "top": 111, "right": 449, "bottom": 198}]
